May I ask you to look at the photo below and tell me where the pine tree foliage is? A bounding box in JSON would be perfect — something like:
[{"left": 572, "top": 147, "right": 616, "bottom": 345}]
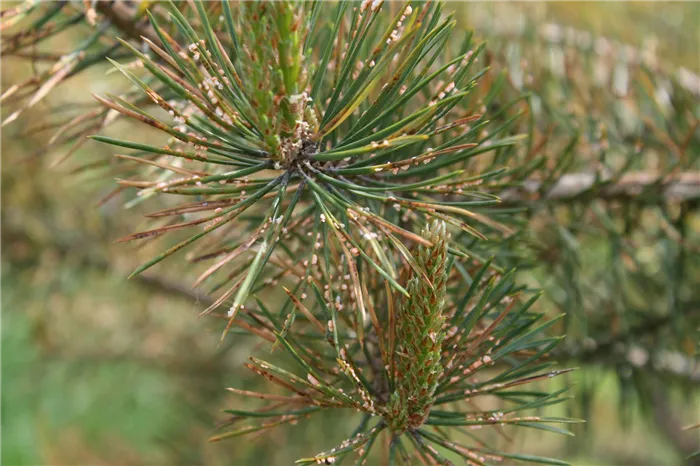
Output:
[
  {"left": 465, "top": 12, "right": 700, "bottom": 421},
  {"left": 2, "top": 0, "right": 698, "bottom": 464},
  {"left": 31, "top": 0, "right": 524, "bottom": 346},
  {"left": 211, "top": 220, "right": 576, "bottom": 465}
]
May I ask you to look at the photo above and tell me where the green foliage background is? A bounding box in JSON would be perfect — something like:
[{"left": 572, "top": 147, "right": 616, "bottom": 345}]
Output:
[{"left": 2, "top": 2, "right": 699, "bottom": 465}]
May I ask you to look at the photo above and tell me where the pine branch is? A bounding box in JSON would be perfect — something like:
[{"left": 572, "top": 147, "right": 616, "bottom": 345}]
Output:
[
  {"left": 138, "top": 271, "right": 216, "bottom": 307},
  {"left": 558, "top": 306, "right": 700, "bottom": 382},
  {"left": 95, "top": 1, "right": 159, "bottom": 44},
  {"left": 501, "top": 171, "right": 700, "bottom": 204},
  {"left": 3, "top": 221, "right": 216, "bottom": 307},
  {"left": 471, "top": 16, "right": 700, "bottom": 97},
  {"left": 5, "top": 2, "right": 696, "bottom": 462},
  {"left": 575, "top": 306, "right": 700, "bottom": 364}
]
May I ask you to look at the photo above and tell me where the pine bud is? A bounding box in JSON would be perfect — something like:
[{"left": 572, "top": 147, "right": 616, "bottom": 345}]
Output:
[{"left": 387, "top": 220, "right": 448, "bottom": 432}]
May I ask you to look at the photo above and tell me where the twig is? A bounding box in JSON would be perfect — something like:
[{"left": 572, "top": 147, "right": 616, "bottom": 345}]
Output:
[
  {"left": 139, "top": 271, "right": 216, "bottom": 307},
  {"left": 95, "top": 1, "right": 159, "bottom": 44},
  {"left": 557, "top": 307, "right": 700, "bottom": 383},
  {"left": 500, "top": 171, "right": 700, "bottom": 204},
  {"left": 3, "top": 221, "right": 215, "bottom": 307},
  {"left": 576, "top": 307, "right": 699, "bottom": 363}
]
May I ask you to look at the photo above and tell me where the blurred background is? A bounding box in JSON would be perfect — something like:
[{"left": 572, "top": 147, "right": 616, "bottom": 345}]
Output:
[{"left": 2, "top": 2, "right": 699, "bottom": 465}]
